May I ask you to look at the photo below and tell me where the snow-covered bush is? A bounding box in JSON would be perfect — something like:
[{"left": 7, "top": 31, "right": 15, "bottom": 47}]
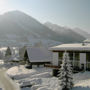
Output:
[{"left": 58, "top": 52, "right": 73, "bottom": 90}]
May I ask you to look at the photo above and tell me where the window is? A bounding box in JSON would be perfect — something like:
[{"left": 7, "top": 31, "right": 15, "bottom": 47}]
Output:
[
  {"left": 69, "top": 52, "right": 73, "bottom": 60},
  {"left": 74, "top": 61, "right": 80, "bottom": 67},
  {"left": 86, "top": 63, "right": 90, "bottom": 69},
  {"left": 58, "top": 52, "right": 63, "bottom": 60},
  {"left": 86, "top": 53, "right": 90, "bottom": 62},
  {"left": 75, "top": 52, "right": 80, "bottom": 61}
]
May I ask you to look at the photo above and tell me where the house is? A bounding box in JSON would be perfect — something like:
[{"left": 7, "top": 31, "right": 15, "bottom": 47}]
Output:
[
  {"left": 19, "top": 46, "right": 52, "bottom": 68},
  {"left": 49, "top": 41, "right": 90, "bottom": 72}
]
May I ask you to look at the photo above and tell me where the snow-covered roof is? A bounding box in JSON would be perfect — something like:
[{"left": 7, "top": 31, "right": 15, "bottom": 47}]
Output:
[
  {"left": 83, "top": 39, "right": 90, "bottom": 43},
  {"left": 0, "top": 47, "right": 7, "bottom": 51},
  {"left": 26, "top": 47, "right": 52, "bottom": 62},
  {"left": 7, "top": 56, "right": 20, "bottom": 61},
  {"left": 50, "top": 43, "right": 90, "bottom": 51}
]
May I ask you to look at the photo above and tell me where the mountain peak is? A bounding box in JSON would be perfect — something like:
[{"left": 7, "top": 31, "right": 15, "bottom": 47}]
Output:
[
  {"left": 3, "top": 10, "right": 29, "bottom": 17},
  {"left": 4, "top": 10, "right": 24, "bottom": 14}
]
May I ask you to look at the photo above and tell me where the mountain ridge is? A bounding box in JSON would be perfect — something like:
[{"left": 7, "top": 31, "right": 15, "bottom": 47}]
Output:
[
  {"left": 44, "top": 22, "right": 90, "bottom": 39},
  {"left": 44, "top": 22, "right": 86, "bottom": 42},
  {"left": 0, "top": 10, "right": 86, "bottom": 46}
]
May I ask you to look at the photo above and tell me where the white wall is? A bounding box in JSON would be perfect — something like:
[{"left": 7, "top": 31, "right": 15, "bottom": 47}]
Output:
[
  {"left": 80, "top": 53, "right": 86, "bottom": 70},
  {"left": 52, "top": 52, "right": 58, "bottom": 66},
  {"left": 80, "top": 53, "right": 86, "bottom": 64}
]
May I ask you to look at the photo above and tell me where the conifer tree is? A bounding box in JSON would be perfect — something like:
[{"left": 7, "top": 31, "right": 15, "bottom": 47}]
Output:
[
  {"left": 58, "top": 52, "right": 73, "bottom": 90},
  {"left": 5, "top": 47, "right": 12, "bottom": 56}
]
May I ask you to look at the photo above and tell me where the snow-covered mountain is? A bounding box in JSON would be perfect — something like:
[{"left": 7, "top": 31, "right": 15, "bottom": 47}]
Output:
[
  {"left": 0, "top": 11, "right": 85, "bottom": 46},
  {"left": 44, "top": 22, "right": 86, "bottom": 42},
  {"left": 73, "top": 28, "right": 90, "bottom": 39}
]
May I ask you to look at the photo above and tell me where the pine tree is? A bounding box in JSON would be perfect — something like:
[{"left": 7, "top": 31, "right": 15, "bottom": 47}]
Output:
[
  {"left": 58, "top": 52, "right": 73, "bottom": 90},
  {"left": 5, "top": 47, "right": 12, "bottom": 57}
]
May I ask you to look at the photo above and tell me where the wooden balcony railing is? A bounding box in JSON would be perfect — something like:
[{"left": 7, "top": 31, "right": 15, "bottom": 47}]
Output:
[{"left": 45, "top": 64, "right": 60, "bottom": 69}]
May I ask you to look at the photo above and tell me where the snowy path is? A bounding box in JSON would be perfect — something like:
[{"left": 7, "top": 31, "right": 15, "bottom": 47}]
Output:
[{"left": 0, "top": 68, "right": 20, "bottom": 90}]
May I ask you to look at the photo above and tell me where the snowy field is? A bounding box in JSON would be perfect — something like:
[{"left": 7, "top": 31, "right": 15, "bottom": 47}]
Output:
[{"left": 7, "top": 65, "right": 90, "bottom": 90}]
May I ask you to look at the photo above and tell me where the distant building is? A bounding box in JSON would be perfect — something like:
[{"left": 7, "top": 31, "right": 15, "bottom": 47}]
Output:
[{"left": 50, "top": 41, "right": 90, "bottom": 71}]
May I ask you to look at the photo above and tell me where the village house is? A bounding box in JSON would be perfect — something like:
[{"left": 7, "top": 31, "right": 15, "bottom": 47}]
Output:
[
  {"left": 19, "top": 46, "right": 52, "bottom": 68},
  {"left": 49, "top": 40, "right": 90, "bottom": 73}
]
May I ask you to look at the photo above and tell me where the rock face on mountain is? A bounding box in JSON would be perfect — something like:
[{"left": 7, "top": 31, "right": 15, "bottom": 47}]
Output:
[{"left": 0, "top": 11, "right": 85, "bottom": 46}]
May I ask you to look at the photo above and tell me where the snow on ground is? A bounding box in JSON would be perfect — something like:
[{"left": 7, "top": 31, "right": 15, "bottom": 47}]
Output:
[
  {"left": 0, "top": 60, "right": 4, "bottom": 64},
  {"left": 73, "top": 71, "right": 90, "bottom": 87},
  {"left": 0, "top": 81, "right": 3, "bottom": 90},
  {"left": 7, "top": 65, "right": 90, "bottom": 90}
]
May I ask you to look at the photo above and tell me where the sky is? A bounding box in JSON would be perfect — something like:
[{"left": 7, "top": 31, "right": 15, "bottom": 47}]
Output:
[{"left": 0, "top": 0, "right": 90, "bottom": 33}]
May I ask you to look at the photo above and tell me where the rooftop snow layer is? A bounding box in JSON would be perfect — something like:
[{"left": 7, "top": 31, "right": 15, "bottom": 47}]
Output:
[
  {"left": 27, "top": 47, "right": 52, "bottom": 62},
  {"left": 50, "top": 43, "right": 90, "bottom": 51}
]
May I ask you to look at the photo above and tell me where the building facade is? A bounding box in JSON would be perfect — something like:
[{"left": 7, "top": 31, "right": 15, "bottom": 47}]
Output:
[{"left": 50, "top": 43, "right": 90, "bottom": 71}]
